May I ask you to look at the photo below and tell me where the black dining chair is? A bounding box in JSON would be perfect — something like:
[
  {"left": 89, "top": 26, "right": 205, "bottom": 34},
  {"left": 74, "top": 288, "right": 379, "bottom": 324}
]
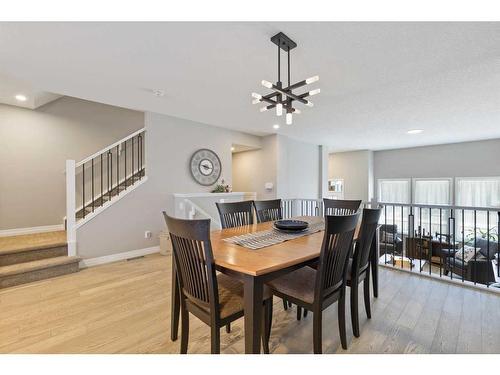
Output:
[
  {"left": 215, "top": 201, "right": 254, "bottom": 229},
  {"left": 253, "top": 199, "right": 282, "bottom": 223},
  {"left": 323, "top": 198, "right": 362, "bottom": 215},
  {"left": 347, "top": 207, "right": 381, "bottom": 338},
  {"left": 265, "top": 213, "right": 360, "bottom": 353},
  {"left": 163, "top": 213, "right": 272, "bottom": 354}
]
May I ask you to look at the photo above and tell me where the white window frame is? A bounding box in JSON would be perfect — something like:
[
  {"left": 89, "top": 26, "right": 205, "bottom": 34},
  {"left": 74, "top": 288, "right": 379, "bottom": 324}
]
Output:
[
  {"left": 377, "top": 178, "right": 411, "bottom": 204},
  {"left": 455, "top": 176, "right": 500, "bottom": 208},
  {"left": 412, "top": 177, "right": 453, "bottom": 206}
]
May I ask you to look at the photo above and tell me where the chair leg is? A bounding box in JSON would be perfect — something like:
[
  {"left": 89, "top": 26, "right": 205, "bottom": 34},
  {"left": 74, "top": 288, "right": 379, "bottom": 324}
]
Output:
[
  {"left": 364, "top": 272, "right": 371, "bottom": 320},
  {"left": 210, "top": 326, "right": 221, "bottom": 354},
  {"left": 350, "top": 282, "right": 360, "bottom": 338},
  {"left": 225, "top": 323, "right": 231, "bottom": 333},
  {"left": 282, "top": 298, "right": 288, "bottom": 311},
  {"left": 313, "top": 310, "right": 322, "bottom": 354},
  {"left": 297, "top": 306, "right": 302, "bottom": 321},
  {"left": 180, "top": 304, "right": 189, "bottom": 354},
  {"left": 288, "top": 301, "right": 292, "bottom": 307},
  {"left": 339, "top": 290, "right": 348, "bottom": 350},
  {"left": 262, "top": 298, "right": 273, "bottom": 354},
  {"left": 303, "top": 309, "right": 308, "bottom": 318}
]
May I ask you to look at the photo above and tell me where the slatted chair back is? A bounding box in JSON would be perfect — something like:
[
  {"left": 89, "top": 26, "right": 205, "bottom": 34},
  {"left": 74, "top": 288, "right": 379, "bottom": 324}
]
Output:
[
  {"left": 253, "top": 199, "right": 282, "bottom": 223},
  {"left": 315, "top": 214, "right": 359, "bottom": 301},
  {"left": 353, "top": 208, "right": 382, "bottom": 275},
  {"left": 323, "top": 198, "right": 361, "bottom": 216},
  {"left": 215, "top": 201, "right": 254, "bottom": 229},
  {"left": 163, "top": 213, "right": 219, "bottom": 311}
]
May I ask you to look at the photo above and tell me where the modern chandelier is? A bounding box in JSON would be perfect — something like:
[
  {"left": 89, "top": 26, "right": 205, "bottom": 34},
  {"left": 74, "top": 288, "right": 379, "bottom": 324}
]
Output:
[{"left": 252, "top": 32, "right": 320, "bottom": 126}]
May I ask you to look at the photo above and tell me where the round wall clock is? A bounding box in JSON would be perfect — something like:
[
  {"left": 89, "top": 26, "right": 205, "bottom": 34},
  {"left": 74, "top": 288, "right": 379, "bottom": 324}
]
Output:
[{"left": 189, "top": 149, "right": 222, "bottom": 186}]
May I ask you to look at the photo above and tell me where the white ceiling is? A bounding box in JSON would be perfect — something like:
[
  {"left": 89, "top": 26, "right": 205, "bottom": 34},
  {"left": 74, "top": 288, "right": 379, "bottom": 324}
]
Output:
[
  {"left": 1, "top": 22, "right": 499, "bottom": 151},
  {"left": 0, "top": 74, "right": 62, "bottom": 109}
]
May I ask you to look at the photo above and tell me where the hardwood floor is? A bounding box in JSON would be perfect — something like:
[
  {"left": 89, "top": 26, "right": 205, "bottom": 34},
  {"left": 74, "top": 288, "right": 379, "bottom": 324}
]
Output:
[{"left": 0, "top": 253, "right": 498, "bottom": 354}]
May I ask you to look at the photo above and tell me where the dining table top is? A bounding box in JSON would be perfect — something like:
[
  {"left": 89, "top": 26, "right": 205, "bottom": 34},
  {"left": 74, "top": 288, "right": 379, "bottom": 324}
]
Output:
[{"left": 210, "top": 216, "right": 361, "bottom": 277}]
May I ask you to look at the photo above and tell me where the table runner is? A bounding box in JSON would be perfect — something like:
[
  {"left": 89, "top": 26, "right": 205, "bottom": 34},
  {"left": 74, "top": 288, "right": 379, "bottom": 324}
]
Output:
[{"left": 223, "top": 220, "right": 325, "bottom": 250}]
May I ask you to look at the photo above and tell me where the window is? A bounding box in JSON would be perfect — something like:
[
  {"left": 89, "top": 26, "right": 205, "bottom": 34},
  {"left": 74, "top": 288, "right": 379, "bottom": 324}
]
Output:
[
  {"left": 378, "top": 179, "right": 410, "bottom": 204},
  {"left": 455, "top": 177, "right": 500, "bottom": 208},
  {"left": 413, "top": 178, "right": 452, "bottom": 205}
]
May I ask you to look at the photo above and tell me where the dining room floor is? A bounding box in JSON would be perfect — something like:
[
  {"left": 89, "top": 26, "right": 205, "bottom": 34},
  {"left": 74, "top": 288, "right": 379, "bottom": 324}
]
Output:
[{"left": 1, "top": 252, "right": 499, "bottom": 354}]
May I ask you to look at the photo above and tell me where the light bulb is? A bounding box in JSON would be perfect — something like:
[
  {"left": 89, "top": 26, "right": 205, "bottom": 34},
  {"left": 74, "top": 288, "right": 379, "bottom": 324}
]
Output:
[
  {"left": 305, "top": 101, "right": 314, "bottom": 108},
  {"left": 261, "top": 80, "right": 273, "bottom": 89},
  {"left": 286, "top": 113, "right": 293, "bottom": 125},
  {"left": 252, "top": 99, "right": 261, "bottom": 105},
  {"left": 259, "top": 107, "right": 268, "bottom": 112},
  {"left": 15, "top": 94, "right": 27, "bottom": 102},
  {"left": 305, "top": 75, "right": 319, "bottom": 84},
  {"left": 251, "top": 92, "right": 262, "bottom": 100},
  {"left": 309, "top": 88, "right": 321, "bottom": 96},
  {"left": 276, "top": 103, "right": 283, "bottom": 116},
  {"left": 273, "top": 124, "right": 280, "bottom": 129}
]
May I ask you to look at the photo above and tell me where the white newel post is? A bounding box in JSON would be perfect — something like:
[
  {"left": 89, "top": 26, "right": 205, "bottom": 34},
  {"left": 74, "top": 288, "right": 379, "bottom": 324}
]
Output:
[{"left": 66, "top": 160, "right": 77, "bottom": 257}]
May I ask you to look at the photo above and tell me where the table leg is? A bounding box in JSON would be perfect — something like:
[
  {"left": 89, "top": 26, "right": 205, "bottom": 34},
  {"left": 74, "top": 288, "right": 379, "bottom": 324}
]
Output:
[
  {"left": 370, "top": 229, "right": 379, "bottom": 298},
  {"left": 171, "top": 260, "right": 180, "bottom": 341},
  {"left": 243, "top": 275, "right": 264, "bottom": 354}
]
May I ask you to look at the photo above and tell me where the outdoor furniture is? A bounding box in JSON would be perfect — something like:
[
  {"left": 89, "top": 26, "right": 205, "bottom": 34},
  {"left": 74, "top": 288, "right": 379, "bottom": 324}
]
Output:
[
  {"left": 215, "top": 200, "right": 254, "bottom": 229},
  {"left": 164, "top": 213, "right": 272, "bottom": 354},
  {"left": 265, "top": 214, "right": 360, "bottom": 353},
  {"left": 347, "top": 208, "right": 382, "bottom": 338},
  {"left": 170, "top": 215, "right": 380, "bottom": 354}
]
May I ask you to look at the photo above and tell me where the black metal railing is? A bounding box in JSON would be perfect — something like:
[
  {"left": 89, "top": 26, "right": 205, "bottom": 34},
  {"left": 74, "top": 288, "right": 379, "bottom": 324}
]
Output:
[
  {"left": 377, "top": 202, "right": 499, "bottom": 288},
  {"left": 76, "top": 129, "right": 145, "bottom": 220}
]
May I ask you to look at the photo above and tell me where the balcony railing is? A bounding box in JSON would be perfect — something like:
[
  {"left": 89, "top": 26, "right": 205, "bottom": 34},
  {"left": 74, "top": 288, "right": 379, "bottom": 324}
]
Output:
[{"left": 283, "top": 199, "right": 500, "bottom": 289}]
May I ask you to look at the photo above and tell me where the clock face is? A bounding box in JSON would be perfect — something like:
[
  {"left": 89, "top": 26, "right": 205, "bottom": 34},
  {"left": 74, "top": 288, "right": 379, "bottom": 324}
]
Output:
[{"left": 190, "top": 149, "right": 222, "bottom": 186}]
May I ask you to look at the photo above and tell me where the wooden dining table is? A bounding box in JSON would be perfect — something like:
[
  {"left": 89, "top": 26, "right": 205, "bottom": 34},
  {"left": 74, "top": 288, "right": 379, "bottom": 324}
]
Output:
[{"left": 170, "top": 216, "right": 380, "bottom": 354}]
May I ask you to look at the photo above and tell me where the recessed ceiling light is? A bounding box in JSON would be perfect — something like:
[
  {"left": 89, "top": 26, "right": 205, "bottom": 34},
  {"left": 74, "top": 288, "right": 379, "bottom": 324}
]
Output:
[
  {"left": 273, "top": 124, "right": 280, "bottom": 129},
  {"left": 407, "top": 129, "right": 423, "bottom": 135},
  {"left": 231, "top": 146, "right": 235, "bottom": 152},
  {"left": 15, "top": 94, "right": 27, "bottom": 102}
]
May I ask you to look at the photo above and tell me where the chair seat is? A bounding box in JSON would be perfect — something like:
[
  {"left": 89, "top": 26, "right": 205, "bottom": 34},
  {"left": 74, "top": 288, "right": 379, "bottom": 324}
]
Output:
[{"left": 267, "top": 266, "right": 317, "bottom": 305}]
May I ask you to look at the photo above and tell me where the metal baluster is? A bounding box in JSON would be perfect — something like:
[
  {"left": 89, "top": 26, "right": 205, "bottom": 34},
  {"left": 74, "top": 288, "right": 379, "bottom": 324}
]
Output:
[
  {"left": 138, "top": 134, "right": 142, "bottom": 179},
  {"left": 487, "top": 211, "right": 490, "bottom": 287},
  {"left": 124, "top": 139, "right": 127, "bottom": 189},
  {"left": 401, "top": 205, "right": 405, "bottom": 267},
  {"left": 473, "top": 210, "right": 477, "bottom": 285},
  {"left": 82, "top": 163, "right": 85, "bottom": 219},
  {"left": 109, "top": 151, "right": 112, "bottom": 201},
  {"left": 461, "top": 209, "right": 465, "bottom": 283},
  {"left": 91, "top": 158, "right": 94, "bottom": 213},
  {"left": 116, "top": 145, "right": 119, "bottom": 195},
  {"left": 438, "top": 208, "right": 442, "bottom": 277},
  {"left": 497, "top": 212, "right": 500, "bottom": 278},
  {"left": 384, "top": 205, "right": 388, "bottom": 266},
  {"left": 132, "top": 137, "right": 135, "bottom": 177},
  {"left": 100, "top": 154, "right": 103, "bottom": 207},
  {"left": 449, "top": 209, "right": 455, "bottom": 280},
  {"left": 428, "top": 208, "right": 432, "bottom": 275}
]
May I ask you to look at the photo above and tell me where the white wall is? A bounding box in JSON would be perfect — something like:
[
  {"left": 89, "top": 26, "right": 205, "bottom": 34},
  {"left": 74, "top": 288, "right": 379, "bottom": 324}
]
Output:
[
  {"left": 232, "top": 135, "right": 277, "bottom": 200},
  {"left": 276, "top": 135, "right": 321, "bottom": 199},
  {"left": 328, "top": 150, "right": 374, "bottom": 201},
  {"left": 373, "top": 138, "right": 500, "bottom": 199},
  {"left": 76, "top": 112, "right": 261, "bottom": 259},
  {"left": 0, "top": 97, "right": 144, "bottom": 230}
]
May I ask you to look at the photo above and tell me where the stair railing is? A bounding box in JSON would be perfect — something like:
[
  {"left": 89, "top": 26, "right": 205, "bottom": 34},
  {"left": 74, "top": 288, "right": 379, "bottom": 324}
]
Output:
[{"left": 65, "top": 128, "right": 146, "bottom": 256}]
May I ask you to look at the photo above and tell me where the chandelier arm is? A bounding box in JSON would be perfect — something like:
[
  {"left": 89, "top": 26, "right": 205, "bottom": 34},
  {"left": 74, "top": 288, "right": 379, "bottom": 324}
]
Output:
[
  {"left": 271, "top": 85, "right": 308, "bottom": 105},
  {"left": 287, "top": 48, "right": 290, "bottom": 87}
]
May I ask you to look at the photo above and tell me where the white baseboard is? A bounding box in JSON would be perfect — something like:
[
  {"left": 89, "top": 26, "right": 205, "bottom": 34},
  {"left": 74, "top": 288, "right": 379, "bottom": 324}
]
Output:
[
  {"left": 0, "top": 224, "right": 65, "bottom": 237},
  {"left": 79, "top": 245, "right": 160, "bottom": 268}
]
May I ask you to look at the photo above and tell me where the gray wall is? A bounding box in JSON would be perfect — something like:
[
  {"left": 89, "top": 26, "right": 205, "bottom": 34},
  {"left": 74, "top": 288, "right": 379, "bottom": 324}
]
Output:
[
  {"left": 328, "top": 150, "right": 374, "bottom": 201},
  {"left": 232, "top": 135, "right": 278, "bottom": 200},
  {"left": 373, "top": 138, "right": 500, "bottom": 198},
  {"left": 76, "top": 112, "right": 261, "bottom": 259},
  {"left": 276, "top": 135, "right": 321, "bottom": 199},
  {"left": 0, "top": 97, "right": 144, "bottom": 230}
]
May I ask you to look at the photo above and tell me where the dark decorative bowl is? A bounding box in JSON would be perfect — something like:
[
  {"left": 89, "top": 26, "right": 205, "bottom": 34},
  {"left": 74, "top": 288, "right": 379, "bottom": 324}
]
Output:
[{"left": 274, "top": 220, "right": 309, "bottom": 232}]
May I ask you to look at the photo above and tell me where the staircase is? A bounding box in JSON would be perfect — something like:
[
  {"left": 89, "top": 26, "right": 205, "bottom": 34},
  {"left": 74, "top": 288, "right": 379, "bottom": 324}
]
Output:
[
  {"left": 0, "top": 128, "right": 147, "bottom": 289},
  {"left": 0, "top": 231, "right": 80, "bottom": 289}
]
